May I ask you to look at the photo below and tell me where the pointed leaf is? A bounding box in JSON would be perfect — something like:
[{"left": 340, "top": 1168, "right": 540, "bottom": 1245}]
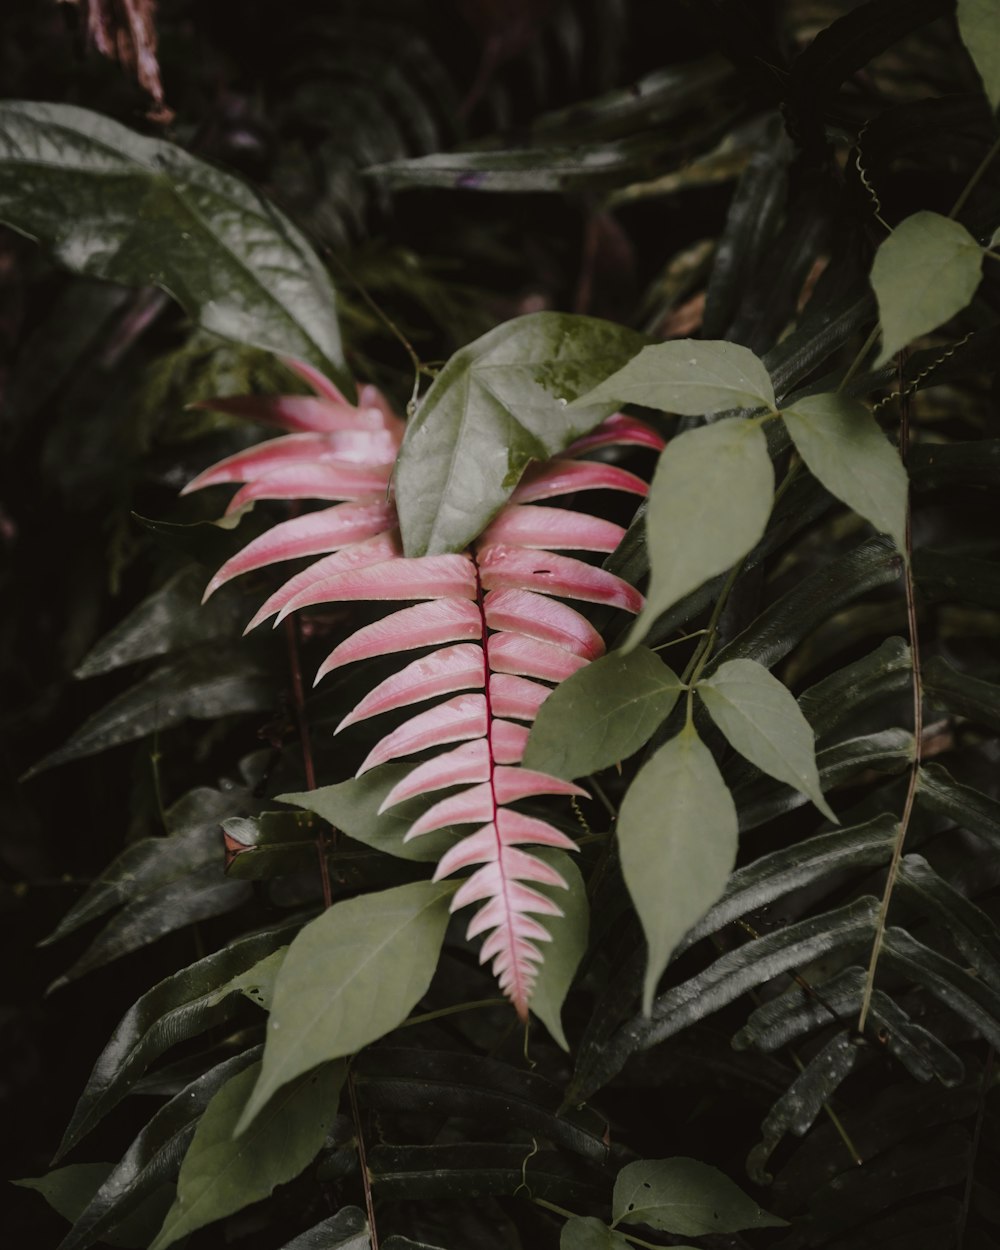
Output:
[
  {"left": 335, "top": 645, "right": 484, "bottom": 730},
  {"left": 280, "top": 1208, "right": 369, "bottom": 1249},
  {"left": 697, "top": 658, "right": 836, "bottom": 820},
  {"left": 16, "top": 1166, "right": 174, "bottom": 1249},
  {"left": 574, "top": 339, "right": 776, "bottom": 415},
  {"left": 612, "top": 1158, "right": 785, "bottom": 1234},
  {"left": 487, "top": 633, "right": 588, "bottom": 683},
  {"left": 530, "top": 850, "right": 589, "bottom": 1050},
  {"left": 395, "top": 312, "right": 646, "bottom": 556},
  {"left": 356, "top": 693, "right": 488, "bottom": 773},
  {"left": 524, "top": 647, "right": 683, "bottom": 780},
  {"left": 619, "top": 725, "right": 739, "bottom": 1013},
  {"left": 782, "top": 392, "right": 907, "bottom": 551},
  {"left": 628, "top": 419, "right": 773, "bottom": 646},
  {"left": 478, "top": 544, "right": 643, "bottom": 612},
  {"left": 479, "top": 505, "right": 626, "bottom": 552},
  {"left": 958, "top": 0, "right": 1000, "bottom": 109},
  {"left": 150, "top": 1059, "right": 344, "bottom": 1250},
  {"left": 484, "top": 588, "right": 604, "bottom": 659},
  {"left": 279, "top": 553, "right": 475, "bottom": 618},
  {"left": 0, "top": 102, "right": 347, "bottom": 388},
  {"left": 917, "top": 762, "right": 1000, "bottom": 851},
  {"left": 561, "top": 1217, "right": 633, "bottom": 1249},
  {"left": 237, "top": 881, "right": 454, "bottom": 1130},
  {"left": 871, "top": 212, "right": 983, "bottom": 365},
  {"left": 316, "top": 598, "right": 482, "bottom": 678},
  {"left": 511, "top": 458, "right": 648, "bottom": 503}
]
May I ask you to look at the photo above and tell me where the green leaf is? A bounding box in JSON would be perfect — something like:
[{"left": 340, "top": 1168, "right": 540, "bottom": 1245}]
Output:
[
  {"left": 574, "top": 338, "right": 775, "bottom": 415},
  {"left": 697, "top": 658, "right": 836, "bottom": 821},
  {"left": 958, "top": 0, "right": 1000, "bottom": 109},
  {"left": 529, "top": 851, "right": 589, "bottom": 1050},
  {"left": 16, "top": 1166, "right": 174, "bottom": 1249},
  {"left": 150, "top": 1059, "right": 345, "bottom": 1250},
  {"left": 629, "top": 418, "right": 773, "bottom": 646},
  {"left": 781, "top": 392, "right": 907, "bottom": 551},
  {"left": 612, "top": 1158, "right": 785, "bottom": 1234},
  {"left": 281, "top": 1208, "right": 369, "bottom": 1249},
  {"left": 560, "top": 1216, "right": 633, "bottom": 1249},
  {"left": 523, "top": 648, "right": 683, "bottom": 780},
  {"left": 871, "top": 212, "right": 983, "bottom": 365},
  {"left": 618, "top": 725, "right": 739, "bottom": 1014},
  {"left": 917, "top": 763, "right": 1000, "bottom": 851},
  {"left": 923, "top": 655, "right": 1000, "bottom": 733},
  {"left": 237, "top": 881, "right": 454, "bottom": 1131},
  {"left": 394, "top": 312, "right": 646, "bottom": 556},
  {"left": 0, "top": 102, "right": 347, "bottom": 388}
]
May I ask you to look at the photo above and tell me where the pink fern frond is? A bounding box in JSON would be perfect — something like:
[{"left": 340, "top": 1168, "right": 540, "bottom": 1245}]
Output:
[
  {"left": 479, "top": 505, "right": 625, "bottom": 552},
  {"left": 563, "top": 412, "right": 667, "bottom": 456},
  {"left": 477, "top": 544, "right": 644, "bottom": 612},
  {"left": 314, "top": 599, "right": 483, "bottom": 679},
  {"left": 334, "top": 645, "right": 485, "bottom": 731},
  {"left": 511, "top": 459, "right": 648, "bottom": 503}
]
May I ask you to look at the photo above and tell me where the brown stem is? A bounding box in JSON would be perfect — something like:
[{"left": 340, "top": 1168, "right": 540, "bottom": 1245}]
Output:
[{"left": 348, "top": 1066, "right": 379, "bottom": 1249}]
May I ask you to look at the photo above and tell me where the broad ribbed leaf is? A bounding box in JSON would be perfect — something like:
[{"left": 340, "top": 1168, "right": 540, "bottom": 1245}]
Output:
[
  {"left": 916, "top": 763, "right": 1000, "bottom": 850},
  {"left": 871, "top": 212, "right": 983, "bottom": 365},
  {"left": 280, "top": 1208, "right": 369, "bottom": 1250},
  {"left": 923, "top": 655, "right": 1000, "bottom": 733},
  {"left": 394, "top": 312, "right": 646, "bottom": 556},
  {"left": 150, "top": 1059, "right": 344, "bottom": 1249},
  {"left": 958, "top": 0, "right": 1000, "bottom": 109},
  {"left": 524, "top": 648, "right": 683, "bottom": 780},
  {"left": 797, "top": 637, "right": 910, "bottom": 742},
  {"left": 612, "top": 1158, "right": 784, "bottom": 1234},
  {"left": 618, "top": 725, "right": 739, "bottom": 1013},
  {"left": 628, "top": 420, "right": 773, "bottom": 646},
  {"left": 0, "top": 102, "right": 347, "bottom": 388},
  {"left": 697, "top": 658, "right": 836, "bottom": 820},
  {"left": 561, "top": 1217, "right": 633, "bottom": 1249},
  {"left": 237, "top": 881, "right": 454, "bottom": 1131},
  {"left": 575, "top": 339, "right": 776, "bottom": 415},
  {"left": 781, "top": 393, "right": 907, "bottom": 551}
]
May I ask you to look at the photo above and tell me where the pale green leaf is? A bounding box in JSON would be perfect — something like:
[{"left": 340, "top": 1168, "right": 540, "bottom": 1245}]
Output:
[
  {"left": 523, "top": 648, "right": 683, "bottom": 779},
  {"left": 572, "top": 339, "right": 775, "bottom": 415},
  {"left": 529, "top": 851, "right": 589, "bottom": 1050},
  {"left": 612, "top": 1158, "right": 785, "bottom": 1234},
  {"left": 560, "top": 1215, "right": 633, "bottom": 1249},
  {"left": 871, "top": 212, "right": 983, "bottom": 365},
  {"left": 958, "top": 0, "right": 1000, "bottom": 110},
  {"left": 237, "top": 881, "right": 454, "bottom": 1131},
  {"left": 618, "top": 725, "right": 739, "bottom": 1013},
  {"left": 395, "top": 312, "right": 646, "bottom": 556},
  {"left": 781, "top": 392, "right": 907, "bottom": 551},
  {"left": 628, "top": 419, "right": 773, "bottom": 647},
  {"left": 697, "top": 659, "right": 836, "bottom": 822},
  {"left": 150, "top": 1060, "right": 344, "bottom": 1250}
]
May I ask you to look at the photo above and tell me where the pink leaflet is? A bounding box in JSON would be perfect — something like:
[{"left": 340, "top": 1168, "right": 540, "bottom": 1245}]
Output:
[
  {"left": 225, "top": 463, "right": 392, "bottom": 514},
  {"left": 484, "top": 588, "right": 604, "bottom": 659},
  {"left": 356, "top": 693, "right": 488, "bottom": 774},
  {"left": 489, "top": 673, "right": 551, "bottom": 721},
  {"left": 277, "top": 553, "right": 476, "bottom": 620},
  {"left": 479, "top": 544, "right": 644, "bottom": 613},
  {"left": 281, "top": 357, "right": 350, "bottom": 405},
  {"left": 490, "top": 719, "right": 529, "bottom": 763},
  {"left": 203, "top": 503, "right": 394, "bottom": 601},
  {"left": 510, "top": 459, "right": 648, "bottom": 503},
  {"left": 433, "top": 813, "right": 576, "bottom": 879},
  {"left": 478, "top": 505, "right": 625, "bottom": 553},
  {"left": 403, "top": 782, "right": 495, "bottom": 838},
  {"left": 487, "top": 632, "right": 588, "bottom": 682},
  {"left": 378, "top": 740, "right": 491, "bottom": 810},
  {"left": 563, "top": 412, "right": 666, "bottom": 456},
  {"left": 335, "top": 644, "right": 484, "bottom": 729},
  {"left": 315, "top": 598, "right": 482, "bottom": 678},
  {"left": 492, "top": 766, "right": 587, "bottom": 803},
  {"left": 181, "top": 430, "right": 398, "bottom": 496},
  {"left": 463, "top": 876, "right": 564, "bottom": 928}
]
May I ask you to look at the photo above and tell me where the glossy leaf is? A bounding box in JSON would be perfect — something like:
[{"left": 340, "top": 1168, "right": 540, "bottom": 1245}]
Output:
[
  {"left": 561, "top": 1217, "right": 632, "bottom": 1249},
  {"left": 394, "top": 312, "right": 646, "bottom": 556},
  {"left": 781, "top": 392, "right": 907, "bottom": 551},
  {"left": 958, "top": 0, "right": 1000, "bottom": 109},
  {"left": 574, "top": 339, "right": 776, "bottom": 415},
  {"left": 916, "top": 762, "right": 1000, "bottom": 851},
  {"left": 523, "top": 647, "right": 683, "bottom": 780},
  {"left": 871, "top": 212, "right": 983, "bottom": 365},
  {"left": 612, "top": 1158, "right": 785, "bottom": 1234},
  {"left": 628, "top": 419, "right": 773, "bottom": 646},
  {"left": 923, "top": 655, "right": 1000, "bottom": 733},
  {"left": 281, "top": 1208, "right": 369, "bottom": 1250},
  {"left": 150, "top": 1059, "right": 344, "bottom": 1249},
  {"left": 0, "top": 102, "right": 347, "bottom": 387},
  {"left": 697, "top": 658, "right": 836, "bottom": 821},
  {"left": 16, "top": 1166, "right": 173, "bottom": 1249},
  {"left": 237, "top": 881, "right": 454, "bottom": 1131},
  {"left": 618, "top": 725, "right": 739, "bottom": 1013}
]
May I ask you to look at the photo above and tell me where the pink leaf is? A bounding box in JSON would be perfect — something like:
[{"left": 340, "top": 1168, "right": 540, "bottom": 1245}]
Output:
[
  {"left": 277, "top": 553, "right": 476, "bottom": 620},
  {"left": 478, "top": 505, "right": 625, "bottom": 553},
  {"left": 492, "top": 767, "right": 586, "bottom": 803},
  {"left": 315, "top": 599, "right": 482, "bottom": 678},
  {"left": 484, "top": 588, "right": 605, "bottom": 659},
  {"left": 490, "top": 719, "right": 529, "bottom": 763},
  {"left": 356, "top": 693, "right": 488, "bottom": 774},
  {"left": 378, "top": 740, "right": 491, "bottom": 809},
  {"left": 335, "top": 644, "right": 484, "bottom": 728},
  {"left": 280, "top": 357, "right": 350, "bottom": 404},
  {"left": 225, "top": 463, "right": 392, "bottom": 514},
  {"left": 433, "top": 811, "right": 575, "bottom": 878},
  {"left": 487, "top": 632, "right": 589, "bottom": 682},
  {"left": 563, "top": 412, "right": 666, "bottom": 456},
  {"left": 404, "top": 782, "right": 495, "bottom": 837},
  {"left": 511, "top": 459, "right": 648, "bottom": 503},
  {"left": 492, "top": 808, "right": 579, "bottom": 851},
  {"left": 489, "top": 673, "right": 551, "bottom": 721},
  {"left": 181, "top": 431, "right": 398, "bottom": 495},
  {"left": 479, "top": 545, "right": 644, "bottom": 613}
]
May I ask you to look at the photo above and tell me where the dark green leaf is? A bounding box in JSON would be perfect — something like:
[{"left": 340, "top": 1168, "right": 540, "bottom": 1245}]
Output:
[
  {"left": 395, "top": 312, "right": 646, "bottom": 556},
  {"left": 916, "top": 762, "right": 1000, "bottom": 850},
  {"left": 883, "top": 927, "right": 1000, "bottom": 1049},
  {"left": 16, "top": 1166, "right": 174, "bottom": 1249},
  {"left": 281, "top": 1208, "right": 369, "bottom": 1250},
  {"left": 530, "top": 850, "right": 589, "bottom": 1050},
  {"left": 913, "top": 550, "right": 1000, "bottom": 611},
  {"left": 560, "top": 1217, "right": 632, "bottom": 1250},
  {"left": 150, "top": 1059, "right": 345, "bottom": 1249},
  {"left": 910, "top": 438, "right": 1000, "bottom": 491},
  {"left": 896, "top": 855, "right": 1000, "bottom": 989},
  {"left": 523, "top": 648, "right": 682, "bottom": 780},
  {"left": 0, "top": 102, "right": 347, "bottom": 387},
  {"left": 958, "top": 0, "right": 1000, "bottom": 109},
  {"left": 238, "top": 881, "right": 454, "bottom": 1130},
  {"left": 223, "top": 810, "right": 324, "bottom": 880},
  {"left": 923, "top": 655, "right": 1000, "bottom": 733},
  {"left": 612, "top": 1157, "right": 785, "bottom": 1234},
  {"left": 797, "top": 637, "right": 911, "bottom": 743}
]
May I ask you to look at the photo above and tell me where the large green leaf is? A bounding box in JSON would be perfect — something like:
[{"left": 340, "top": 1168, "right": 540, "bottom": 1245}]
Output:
[
  {"left": 394, "top": 312, "right": 646, "bottom": 556},
  {"left": 0, "top": 102, "right": 347, "bottom": 387},
  {"left": 871, "top": 212, "right": 983, "bottom": 365},
  {"left": 523, "top": 647, "right": 683, "bottom": 780},
  {"left": 575, "top": 339, "right": 775, "bottom": 415},
  {"left": 237, "top": 880, "right": 454, "bottom": 1130},
  {"left": 150, "top": 1059, "right": 345, "bottom": 1250},
  {"left": 618, "top": 725, "right": 739, "bottom": 1013},
  {"left": 560, "top": 1217, "right": 633, "bottom": 1249},
  {"left": 697, "top": 658, "right": 836, "bottom": 820},
  {"left": 612, "top": 1158, "right": 784, "bottom": 1234},
  {"left": 529, "top": 851, "right": 589, "bottom": 1050},
  {"left": 781, "top": 393, "right": 908, "bottom": 551},
  {"left": 629, "top": 418, "right": 773, "bottom": 646},
  {"left": 958, "top": 0, "right": 1000, "bottom": 109}
]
